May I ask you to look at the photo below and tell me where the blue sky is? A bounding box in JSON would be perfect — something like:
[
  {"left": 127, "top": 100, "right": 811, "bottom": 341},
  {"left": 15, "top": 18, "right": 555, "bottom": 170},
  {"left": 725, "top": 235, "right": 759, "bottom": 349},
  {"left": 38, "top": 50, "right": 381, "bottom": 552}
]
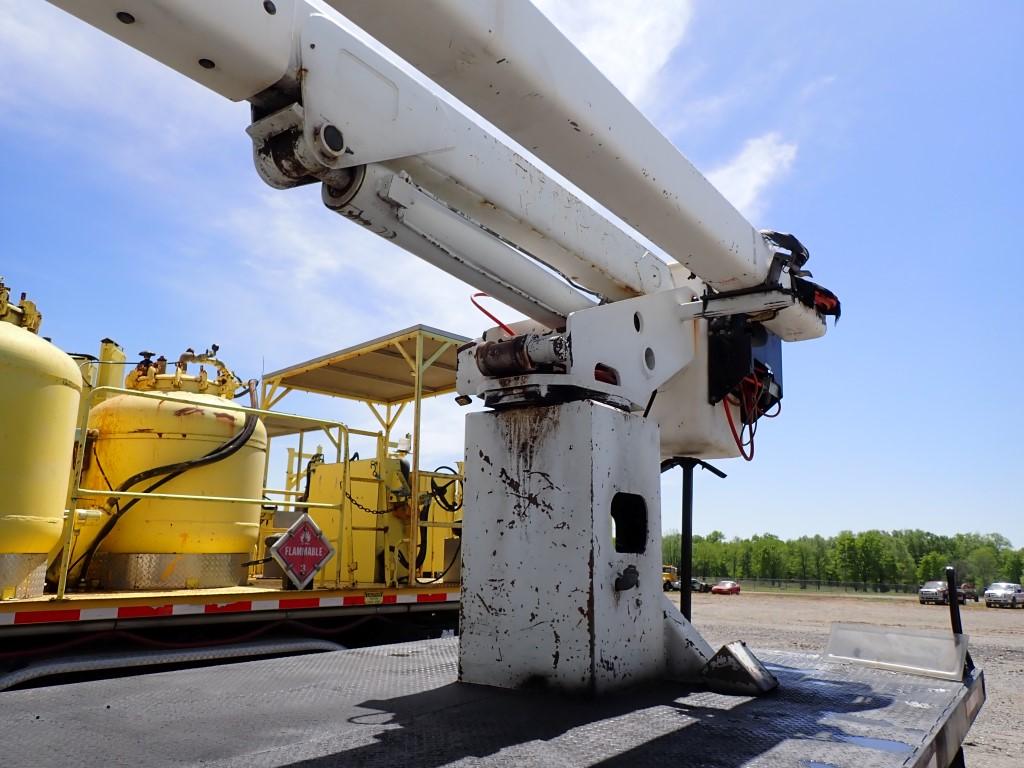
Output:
[{"left": 2, "top": 2, "right": 1021, "bottom": 544}]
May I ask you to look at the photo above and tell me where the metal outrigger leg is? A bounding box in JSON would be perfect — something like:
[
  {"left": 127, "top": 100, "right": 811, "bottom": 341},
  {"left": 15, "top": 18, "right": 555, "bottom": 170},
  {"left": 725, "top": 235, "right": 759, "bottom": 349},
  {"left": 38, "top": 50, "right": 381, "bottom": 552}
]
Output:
[{"left": 661, "top": 457, "right": 726, "bottom": 621}]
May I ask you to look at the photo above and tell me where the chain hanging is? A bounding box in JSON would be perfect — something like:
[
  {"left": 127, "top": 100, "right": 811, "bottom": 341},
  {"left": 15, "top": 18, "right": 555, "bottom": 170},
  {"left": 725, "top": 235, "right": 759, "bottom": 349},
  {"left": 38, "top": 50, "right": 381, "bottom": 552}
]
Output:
[{"left": 345, "top": 490, "right": 390, "bottom": 515}]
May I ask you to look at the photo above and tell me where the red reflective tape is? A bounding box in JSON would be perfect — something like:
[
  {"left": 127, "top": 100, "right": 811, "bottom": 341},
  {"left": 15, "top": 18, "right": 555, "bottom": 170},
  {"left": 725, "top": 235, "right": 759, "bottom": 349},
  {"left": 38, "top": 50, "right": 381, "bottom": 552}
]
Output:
[
  {"left": 204, "top": 601, "right": 252, "bottom": 614},
  {"left": 117, "top": 605, "right": 174, "bottom": 619},
  {"left": 382, "top": 594, "right": 397, "bottom": 604},
  {"left": 416, "top": 593, "right": 448, "bottom": 603},
  {"left": 279, "top": 598, "right": 320, "bottom": 610},
  {"left": 14, "top": 609, "right": 81, "bottom": 625},
  {"left": 342, "top": 596, "right": 365, "bottom": 606}
]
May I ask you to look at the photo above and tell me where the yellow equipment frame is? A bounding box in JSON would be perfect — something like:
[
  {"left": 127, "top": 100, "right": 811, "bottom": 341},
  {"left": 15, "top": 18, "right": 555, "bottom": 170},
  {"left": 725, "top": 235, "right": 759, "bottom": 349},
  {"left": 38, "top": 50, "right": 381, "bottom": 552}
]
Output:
[{"left": 259, "top": 326, "right": 467, "bottom": 587}]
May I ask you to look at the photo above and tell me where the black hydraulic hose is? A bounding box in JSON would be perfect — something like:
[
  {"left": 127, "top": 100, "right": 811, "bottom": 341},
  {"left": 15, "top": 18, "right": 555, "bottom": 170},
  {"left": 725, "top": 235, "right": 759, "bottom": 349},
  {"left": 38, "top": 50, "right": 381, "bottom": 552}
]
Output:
[
  {"left": 397, "top": 464, "right": 462, "bottom": 574},
  {"left": 430, "top": 466, "right": 462, "bottom": 539},
  {"left": 429, "top": 465, "right": 462, "bottom": 512},
  {"left": 433, "top": 539, "right": 461, "bottom": 582},
  {"left": 67, "top": 381, "right": 261, "bottom": 582},
  {"left": 397, "top": 495, "right": 431, "bottom": 572},
  {"left": 297, "top": 452, "right": 325, "bottom": 505},
  {"left": 410, "top": 539, "right": 462, "bottom": 587},
  {"left": 101, "top": 381, "right": 257, "bottom": 497},
  {"left": 397, "top": 462, "right": 465, "bottom": 576},
  {"left": 415, "top": 496, "right": 429, "bottom": 570}
]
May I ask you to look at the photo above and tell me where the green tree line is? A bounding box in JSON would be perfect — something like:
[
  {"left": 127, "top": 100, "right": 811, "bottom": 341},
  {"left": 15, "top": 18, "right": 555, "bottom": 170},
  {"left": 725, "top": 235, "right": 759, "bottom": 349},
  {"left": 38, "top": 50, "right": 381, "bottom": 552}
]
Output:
[{"left": 662, "top": 529, "right": 1023, "bottom": 592}]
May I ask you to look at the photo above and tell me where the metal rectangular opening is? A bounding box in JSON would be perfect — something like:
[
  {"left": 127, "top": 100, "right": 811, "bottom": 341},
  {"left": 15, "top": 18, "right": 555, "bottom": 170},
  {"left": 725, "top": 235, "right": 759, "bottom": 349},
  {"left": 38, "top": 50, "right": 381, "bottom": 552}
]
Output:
[{"left": 610, "top": 492, "right": 647, "bottom": 553}]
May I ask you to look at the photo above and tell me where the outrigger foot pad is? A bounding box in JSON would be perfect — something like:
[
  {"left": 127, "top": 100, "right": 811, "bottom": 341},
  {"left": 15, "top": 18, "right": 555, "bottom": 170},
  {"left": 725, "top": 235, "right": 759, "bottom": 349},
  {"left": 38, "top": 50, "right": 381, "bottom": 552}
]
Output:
[{"left": 701, "top": 640, "right": 779, "bottom": 695}]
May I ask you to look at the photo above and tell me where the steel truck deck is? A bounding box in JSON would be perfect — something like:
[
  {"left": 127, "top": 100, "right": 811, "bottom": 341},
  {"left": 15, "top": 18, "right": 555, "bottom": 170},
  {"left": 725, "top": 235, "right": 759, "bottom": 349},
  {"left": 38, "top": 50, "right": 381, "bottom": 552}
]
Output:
[{"left": 4, "top": 637, "right": 983, "bottom": 768}]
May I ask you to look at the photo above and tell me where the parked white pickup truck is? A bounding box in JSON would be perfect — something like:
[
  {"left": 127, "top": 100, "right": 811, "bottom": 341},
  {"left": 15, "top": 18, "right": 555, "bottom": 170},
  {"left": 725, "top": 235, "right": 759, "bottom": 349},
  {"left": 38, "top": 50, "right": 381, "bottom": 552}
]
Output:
[{"left": 984, "top": 582, "right": 1024, "bottom": 608}]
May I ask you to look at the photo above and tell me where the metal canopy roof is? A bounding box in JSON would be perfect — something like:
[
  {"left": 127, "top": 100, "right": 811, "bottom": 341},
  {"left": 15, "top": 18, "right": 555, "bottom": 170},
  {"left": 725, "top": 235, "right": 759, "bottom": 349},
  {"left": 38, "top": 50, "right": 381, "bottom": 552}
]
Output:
[{"left": 262, "top": 325, "right": 469, "bottom": 408}]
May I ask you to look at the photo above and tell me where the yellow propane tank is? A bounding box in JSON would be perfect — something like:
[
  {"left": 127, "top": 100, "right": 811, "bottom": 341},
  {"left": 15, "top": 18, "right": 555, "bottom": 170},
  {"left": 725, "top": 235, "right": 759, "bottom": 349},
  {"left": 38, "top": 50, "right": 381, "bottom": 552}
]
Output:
[
  {"left": 0, "top": 280, "right": 83, "bottom": 599},
  {"left": 70, "top": 347, "right": 267, "bottom": 589}
]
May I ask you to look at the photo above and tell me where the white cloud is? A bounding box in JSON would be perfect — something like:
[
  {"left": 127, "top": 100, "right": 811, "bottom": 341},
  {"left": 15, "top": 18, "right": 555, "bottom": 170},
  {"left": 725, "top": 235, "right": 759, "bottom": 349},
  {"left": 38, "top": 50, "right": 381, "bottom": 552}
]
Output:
[
  {"left": 532, "top": 0, "right": 692, "bottom": 105},
  {"left": 167, "top": 186, "right": 522, "bottom": 368},
  {"left": 706, "top": 133, "right": 798, "bottom": 222},
  {"left": 799, "top": 74, "right": 838, "bottom": 103}
]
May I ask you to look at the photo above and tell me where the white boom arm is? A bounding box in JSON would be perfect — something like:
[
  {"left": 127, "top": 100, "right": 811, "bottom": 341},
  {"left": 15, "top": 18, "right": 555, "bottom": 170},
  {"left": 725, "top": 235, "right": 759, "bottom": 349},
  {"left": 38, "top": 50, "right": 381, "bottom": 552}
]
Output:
[
  {"left": 49, "top": 0, "right": 675, "bottom": 326},
  {"left": 46, "top": 0, "right": 831, "bottom": 337},
  {"left": 329, "top": 0, "right": 774, "bottom": 290},
  {"left": 327, "top": 0, "right": 831, "bottom": 343}
]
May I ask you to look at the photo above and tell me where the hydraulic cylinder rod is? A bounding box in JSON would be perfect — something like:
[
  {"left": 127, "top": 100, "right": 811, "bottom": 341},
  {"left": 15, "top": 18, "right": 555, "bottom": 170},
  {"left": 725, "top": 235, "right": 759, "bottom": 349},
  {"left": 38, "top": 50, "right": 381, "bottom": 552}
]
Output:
[{"left": 322, "top": 165, "right": 595, "bottom": 327}]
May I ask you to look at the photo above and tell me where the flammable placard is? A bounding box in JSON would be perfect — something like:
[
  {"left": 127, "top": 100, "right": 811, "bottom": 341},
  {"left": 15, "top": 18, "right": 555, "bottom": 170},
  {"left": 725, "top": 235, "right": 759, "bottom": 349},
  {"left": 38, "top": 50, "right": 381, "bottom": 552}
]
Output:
[{"left": 270, "top": 513, "right": 335, "bottom": 590}]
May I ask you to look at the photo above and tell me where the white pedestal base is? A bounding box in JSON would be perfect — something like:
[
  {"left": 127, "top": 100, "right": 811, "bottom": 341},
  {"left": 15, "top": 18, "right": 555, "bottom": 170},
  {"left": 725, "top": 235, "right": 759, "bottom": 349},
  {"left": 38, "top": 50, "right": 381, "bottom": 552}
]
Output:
[{"left": 460, "top": 400, "right": 713, "bottom": 693}]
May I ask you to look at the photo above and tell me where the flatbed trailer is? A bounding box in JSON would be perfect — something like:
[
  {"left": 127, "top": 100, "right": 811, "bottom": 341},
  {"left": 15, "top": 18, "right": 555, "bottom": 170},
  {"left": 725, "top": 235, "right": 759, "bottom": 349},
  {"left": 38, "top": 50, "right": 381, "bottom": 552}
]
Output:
[
  {"left": 0, "top": 584, "right": 460, "bottom": 690},
  {"left": 4, "top": 637, "right": 983, "bottom": 768},
  {"left": 0, "top": 584, "right": 459, "bottom": 635}
]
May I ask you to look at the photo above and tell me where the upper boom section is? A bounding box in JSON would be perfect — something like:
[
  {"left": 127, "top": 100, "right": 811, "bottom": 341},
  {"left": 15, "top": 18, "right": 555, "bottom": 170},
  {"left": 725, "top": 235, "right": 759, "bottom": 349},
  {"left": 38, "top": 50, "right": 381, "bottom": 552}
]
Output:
[{"left": 328, "top": 0, "right": 776, "bottom": 291}]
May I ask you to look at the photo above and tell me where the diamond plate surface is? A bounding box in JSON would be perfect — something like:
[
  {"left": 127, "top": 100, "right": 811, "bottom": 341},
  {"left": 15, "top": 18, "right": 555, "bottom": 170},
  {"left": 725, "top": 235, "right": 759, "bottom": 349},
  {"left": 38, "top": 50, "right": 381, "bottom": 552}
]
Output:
[
  {"left": 90, "top": 552, "right": 247, "bottom": 589},
  {"left": 3, "top": 639, "right": 975, "bottom": 768},
  {"left": 0, "top": 554, "right": 46, "bottom": 598}
]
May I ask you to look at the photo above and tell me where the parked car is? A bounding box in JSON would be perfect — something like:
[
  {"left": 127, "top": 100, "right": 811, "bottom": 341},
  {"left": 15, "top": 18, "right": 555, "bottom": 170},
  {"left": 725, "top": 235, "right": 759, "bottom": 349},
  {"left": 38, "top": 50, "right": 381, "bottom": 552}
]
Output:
[
  {"left": 959, "top": 583, "right": 979, "bottom": 602},
  {"left": 918, "top": 580, "right": 952, "bottom": 605},
  {"left": 711, "top": 580, "right": 741, "bottom": 595},
  {"left": 984, "top": 582, "right": 1024, "bottom": 608},
  {"left": 918, "top": 580, "right": 974, "bottom": 605},
  {"left": 691, "top": 577, "right": 711, "bottom": 593}
]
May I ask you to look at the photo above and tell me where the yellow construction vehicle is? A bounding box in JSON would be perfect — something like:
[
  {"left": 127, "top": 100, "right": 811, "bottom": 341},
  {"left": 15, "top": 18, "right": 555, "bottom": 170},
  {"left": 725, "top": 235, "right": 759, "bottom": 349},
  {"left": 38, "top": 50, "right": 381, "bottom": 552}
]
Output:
[{"left": 662, "top": 564, "right": 679, "bottom": 591}]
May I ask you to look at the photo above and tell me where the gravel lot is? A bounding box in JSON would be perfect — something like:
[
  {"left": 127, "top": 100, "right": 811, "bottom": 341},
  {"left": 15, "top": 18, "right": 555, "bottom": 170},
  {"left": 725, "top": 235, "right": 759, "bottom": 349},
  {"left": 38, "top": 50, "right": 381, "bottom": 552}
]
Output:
[{"left": 679, "top": 590, "right": 1022, "bottom": 767}]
